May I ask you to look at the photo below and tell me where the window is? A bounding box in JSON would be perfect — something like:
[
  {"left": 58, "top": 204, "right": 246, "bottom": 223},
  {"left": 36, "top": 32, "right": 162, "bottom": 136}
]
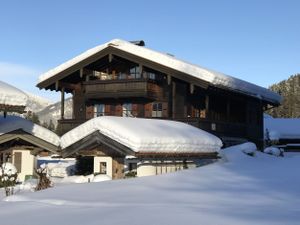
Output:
[
  {"left": 152, "top": 102, "right": 163, "bottom": 117},
  {"left": 128, "top": 163, "right": 137, "bottom": 171},
  {"left": 99, "top": 162, "right": 107, "bottom": 174},
  {"left": 129, "top": 66, "right": 141, "bottom": 79},
  {"left": 122, "top": 103, "right": 133, "bottom": 117},
  {"left": 94, "top": 104, "right": 105, "bottom": 117}
]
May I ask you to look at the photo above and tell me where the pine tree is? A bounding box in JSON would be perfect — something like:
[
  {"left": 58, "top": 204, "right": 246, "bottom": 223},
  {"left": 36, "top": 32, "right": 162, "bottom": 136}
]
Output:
[
  {"left": 268, "top": 73, "right": 300, "bottom": 118},
  {"left": 25, "top": 111, "right": 41, "bottom": 124}
]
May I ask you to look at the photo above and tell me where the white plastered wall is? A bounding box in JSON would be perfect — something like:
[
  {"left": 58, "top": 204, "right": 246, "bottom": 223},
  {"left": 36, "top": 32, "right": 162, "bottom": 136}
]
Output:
[
  {"left": 136, "top": 160, "right": 197, "bottom": 177},
  {"left": 93, "top": 156, "right": 113, "bottom": 178},
  {"left": 12, "top": 149, "right": 35, "bottom": 182}
]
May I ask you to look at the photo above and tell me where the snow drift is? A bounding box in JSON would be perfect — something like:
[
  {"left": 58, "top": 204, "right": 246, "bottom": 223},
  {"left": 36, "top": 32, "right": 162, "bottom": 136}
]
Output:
[{"left": 1, "top": 143, "right": 299, "bottom": 225}]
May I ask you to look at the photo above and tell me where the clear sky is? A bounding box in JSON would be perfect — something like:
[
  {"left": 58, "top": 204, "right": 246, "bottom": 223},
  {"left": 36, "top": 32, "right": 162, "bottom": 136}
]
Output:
[{"left": 0, "top": 0, "right": 299, "bottom": 102}]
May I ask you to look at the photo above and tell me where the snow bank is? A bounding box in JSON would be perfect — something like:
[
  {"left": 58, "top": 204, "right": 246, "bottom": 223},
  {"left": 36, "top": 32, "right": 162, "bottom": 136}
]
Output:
[
  {"left": 47, "top": 162, "right": 76, "bottom": 178},
  {"left": 264, "top": 117, "right": 300, "bottom": 140},
  {"left": 2, "top": 143, "right": 300, "bottom": 225},
  {"left": 59, "top": 174, "right": 111, "bottom": 184},
  {"left": 264, "top": 146, "right": 283, "bottom": 156},
  {"left": 93, "top": 174, "right": 111, "bottom": 182},
  {"left": 220, "top": 142, "right": 257, "bottom": 161},
  {"left": 0, "top": 80, "right": 28, "bottom": 106},
  {"left": 0, "top": 116, "right": 60, "bottom": 147},
  {"left": 61, "top": 116, "right": 223, "bottom": 153},
  {"left": 38, "top": 39, "right": 281, "bottom": 105}
]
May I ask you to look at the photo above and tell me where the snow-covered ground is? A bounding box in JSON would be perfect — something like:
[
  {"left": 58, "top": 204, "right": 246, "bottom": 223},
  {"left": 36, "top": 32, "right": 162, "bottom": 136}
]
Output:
[{"left": 0, "top": 143, "right": 299, "bottom": 225}]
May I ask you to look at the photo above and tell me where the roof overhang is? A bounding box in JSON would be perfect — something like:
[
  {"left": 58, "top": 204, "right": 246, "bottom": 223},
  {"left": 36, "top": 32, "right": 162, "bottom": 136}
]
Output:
[
  {"left": 0, "top": 104, "right": 26, "bottom": 114},
  {"left": 0, "top": 129, "right": 59, "bottom": 153},
  {"left": 36, "top": 39, "right": 282, "bottom": 106},
  {"left": 62, "top": 130, "right": 135, "bottom": 158}
]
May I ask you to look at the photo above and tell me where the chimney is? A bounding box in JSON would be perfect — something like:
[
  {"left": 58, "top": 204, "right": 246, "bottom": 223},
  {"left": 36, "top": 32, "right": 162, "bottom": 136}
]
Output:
[{"left": 130, "top": 40, "right": 145, "bottom": 46}]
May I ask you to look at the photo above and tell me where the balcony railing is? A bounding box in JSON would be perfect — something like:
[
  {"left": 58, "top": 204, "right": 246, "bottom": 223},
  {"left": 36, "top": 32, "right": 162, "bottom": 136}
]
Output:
[{"left": 83, "top": 78, "right": 160, "bottom": 99}]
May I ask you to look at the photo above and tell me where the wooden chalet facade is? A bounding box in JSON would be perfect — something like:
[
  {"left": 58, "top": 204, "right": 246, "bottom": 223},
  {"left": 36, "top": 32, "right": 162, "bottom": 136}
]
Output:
[{"left": 37, "top": 39, "right": 281, "bottom": 148}]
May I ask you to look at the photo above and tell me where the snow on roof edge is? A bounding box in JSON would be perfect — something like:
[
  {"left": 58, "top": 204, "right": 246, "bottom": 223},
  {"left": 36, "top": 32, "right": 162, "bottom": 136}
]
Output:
[
  {"left": 60, "top": 116, "right": 223, "bottom": 154},
  {"left": 37, "top": 39, "right": 281, "bottom": 104},
  {"left": 0, "top": 80, "right": 28, "bottom": 106},
  {"left": 0, "top": 116, "right": 60, "bottom": 147}
]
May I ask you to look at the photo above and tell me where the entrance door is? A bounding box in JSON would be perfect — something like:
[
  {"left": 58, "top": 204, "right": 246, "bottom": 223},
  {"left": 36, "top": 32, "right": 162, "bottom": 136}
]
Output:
[{"left": 94, "top": 157, "right": 113, "bottom": 178}]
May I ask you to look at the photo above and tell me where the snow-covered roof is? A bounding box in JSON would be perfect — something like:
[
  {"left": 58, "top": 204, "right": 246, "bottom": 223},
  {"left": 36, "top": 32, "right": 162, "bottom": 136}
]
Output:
[
  {"left": 0, "top": 80, "right": 28, "bottom": 107},
  {"left": 61, "top": 116, "right": 222, "bottom": 153},
  {"left": 264, "top": 117, "right": 300, "bottom": 140},
  {"left": 38, "top": 39, "right": 281, "bottom": 105},
  {"left": 0, "top": 116, "right": 60, "bottom": 146}
]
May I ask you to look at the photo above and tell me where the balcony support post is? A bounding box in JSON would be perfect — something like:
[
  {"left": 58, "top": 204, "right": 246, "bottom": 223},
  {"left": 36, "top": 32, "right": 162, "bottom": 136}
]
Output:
[{"left": 61, "top": 87, "right": 65, "bottom": 119}]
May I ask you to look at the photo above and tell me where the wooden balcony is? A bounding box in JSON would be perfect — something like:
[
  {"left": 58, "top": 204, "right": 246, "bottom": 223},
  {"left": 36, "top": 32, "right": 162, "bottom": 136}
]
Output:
[
  {"left": 83, "top": 79, "right": 160, "bottom": 99},
  {"left": 57, "top": 119, "right": 87, "bottom": 135}
]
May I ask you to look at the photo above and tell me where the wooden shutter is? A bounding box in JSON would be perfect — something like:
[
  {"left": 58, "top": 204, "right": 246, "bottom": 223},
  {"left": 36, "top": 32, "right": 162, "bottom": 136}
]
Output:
[
  {"left": 86, "top": 105, "right": 94, "bottom": 119},
  {"left": 115, "top": 104, "right": 122, "bottom": 116},
  {"left": 144, "top": 103, "right": 152, "bottom": 117},
  {"left": 162, "top": 102, "right": 168, "bottom": 118},
  {"left": 132, "top": 104, "right": 138, "bottom": 117},
  {"left": 14, "top": 152, "right": 22, "bottom": 173},
  {"left": 105, "top": 105, "right": 111, "bottom": 115}
]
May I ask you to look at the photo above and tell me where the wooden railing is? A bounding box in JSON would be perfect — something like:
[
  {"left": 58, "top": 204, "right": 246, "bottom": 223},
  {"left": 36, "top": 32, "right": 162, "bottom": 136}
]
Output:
[
  {"left": 57, "top": 119, "right": 87, "bottom": 135},
  {"left": 158, "top": 117, "right": 248, "bottom": 138},
  {"left": 83, "top": 79, "right": 160, "bottom": 99},
  {"left": 58, "top": 117, "right": 249, "bottom": 140}
]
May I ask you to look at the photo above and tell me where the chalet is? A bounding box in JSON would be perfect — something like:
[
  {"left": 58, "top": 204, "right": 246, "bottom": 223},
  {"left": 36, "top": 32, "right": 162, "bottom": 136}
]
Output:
[
  {"left": 37, "top": 39, "right": 281, "bottom": 148},
  {"left": 0, "top": 80, "right": 28, "bottom": 116},
  {"left": 0, "top": 116, "right": 59, "bottom": 181}
]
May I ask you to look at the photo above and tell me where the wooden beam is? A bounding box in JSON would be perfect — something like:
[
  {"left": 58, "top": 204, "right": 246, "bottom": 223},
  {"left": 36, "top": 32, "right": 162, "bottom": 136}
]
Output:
[
  {"left": 138, "top": 64, "right": 143, "bottom": 77},
  {"left": 135, "top": 152, "right": 219, "bottom": 159},
  {"left": 62, "top": 131, "right": 134, "bottom": 158},
  {"left": 167, "top": 74, "right": 172, "bottom": 85},
  {"left": 61, "top": 87, "right": 65, "bottom": 119},
  {"left": 79, "top": 68, "right": 83, "bottom": 78},
  {"left": 0, "top": 129, "right": 59, "bottom": 153},
  {"left": 172, "top": 81, "right": 176, "bottom": 118},
  {"left": 205, "top": 94, "right": 209, "bottom": 119},
  {"left": 58, "top": 81, "right": 80, "bottom": 91},
  {"left": 109, "top": 54, "right": 113, "bottom": 63},
  {"left": 190, "top": 83, "right": 194, "bottom": 94},
  {"left": 55, "top": 81, "right": 59, "bottom": 91}
]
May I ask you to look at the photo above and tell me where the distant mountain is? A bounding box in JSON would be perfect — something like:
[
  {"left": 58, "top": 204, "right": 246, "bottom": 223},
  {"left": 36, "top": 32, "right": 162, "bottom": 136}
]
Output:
[
  {"left": 25, "top": 92, "right": 53, "bottom": 113},
  {"left": 36, "top": 98, "right": 73, "bottom": 127}
]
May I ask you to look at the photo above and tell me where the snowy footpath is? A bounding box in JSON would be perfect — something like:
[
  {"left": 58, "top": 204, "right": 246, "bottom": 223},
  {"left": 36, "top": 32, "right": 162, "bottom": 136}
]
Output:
[{"left": 0, "top": 143, "right": 299, "bottom": 225}]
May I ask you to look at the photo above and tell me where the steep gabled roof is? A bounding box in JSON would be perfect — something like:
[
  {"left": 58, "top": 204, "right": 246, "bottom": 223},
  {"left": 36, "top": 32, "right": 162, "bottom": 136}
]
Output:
[
  {"left": 37, "top": 39, "right": 281, "bottom": 105},
  {"left": 0, "top": 116, "right": 60, "bottom": 148},
  {"left": 60, "top": 116, "right": 222, "bottom": 157}
]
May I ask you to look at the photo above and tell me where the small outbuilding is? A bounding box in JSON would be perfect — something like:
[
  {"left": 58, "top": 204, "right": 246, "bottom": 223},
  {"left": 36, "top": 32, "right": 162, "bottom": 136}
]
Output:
[
  {"left": 0, "top": 116, "right": 60, "bottom": 181},
  {"left": 61, "top": 116, "right": 222, "bottom": 179}
]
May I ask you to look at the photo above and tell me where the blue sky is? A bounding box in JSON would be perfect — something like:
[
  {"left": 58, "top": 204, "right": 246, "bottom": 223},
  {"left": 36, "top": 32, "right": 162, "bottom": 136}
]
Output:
[{"left": 0, "top": 0, "right": 299, "bottom": 101}]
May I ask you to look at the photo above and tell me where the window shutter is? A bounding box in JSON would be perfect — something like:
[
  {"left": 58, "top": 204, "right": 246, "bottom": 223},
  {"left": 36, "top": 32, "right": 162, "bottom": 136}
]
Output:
[
  {"left": 14, "top": 152, "right": 22, "bottom": 173},
  {"left": 144, "top": 103, "right": 152, "bottom": 117},
  {"left": 105, "top": 105, "right": 111, "bottom": 115},
  {"left": 162, "top": 102, "right": 168, "bottom": 118},
  {"left": 86, "top": 105, "right": 94, "bottom": 119}
]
